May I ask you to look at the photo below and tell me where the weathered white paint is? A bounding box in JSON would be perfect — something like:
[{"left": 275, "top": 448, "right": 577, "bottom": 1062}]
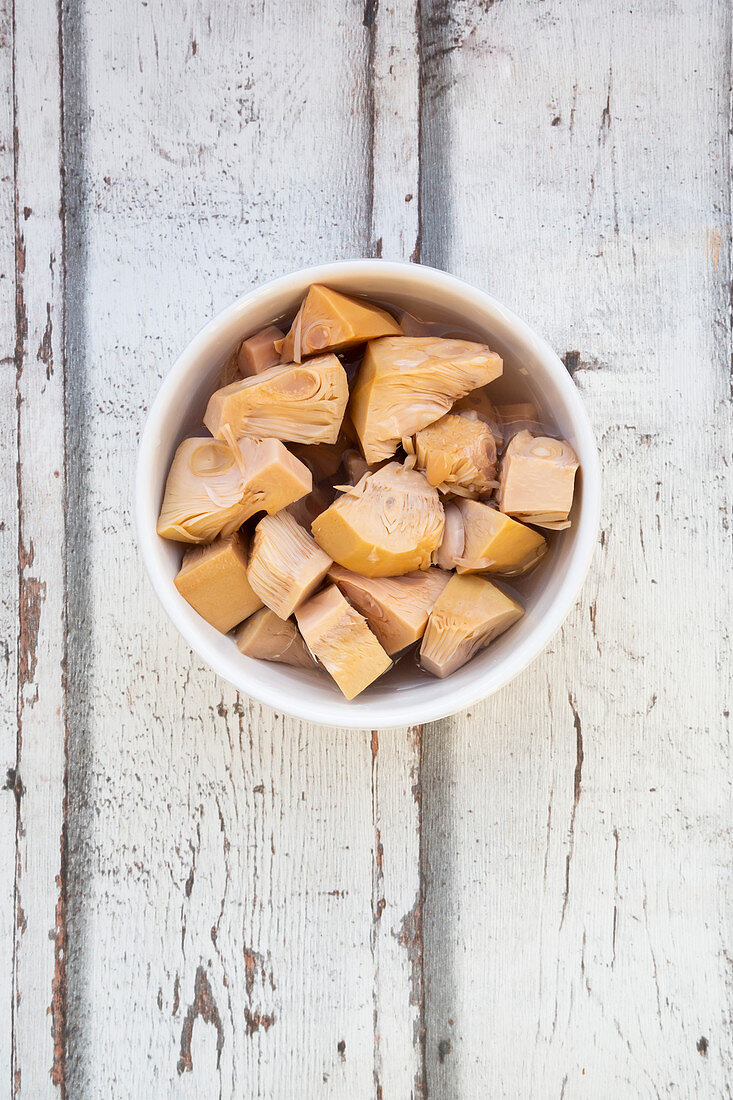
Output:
[
  {"left": 59, "top": 1, "right": 423, "bottom": 1097},
  {"left": 420, "top": 0, "right": 733, "bottom": 1096},
  {"left": 6, "top": 0, "right": 68, "bottom": 1095},
  {"left": 370, "top": 0, "right": 421, "bottom": 261},
  {"left": 0, "top": 0, "right": 19, "bottom": 1088},
  {"left": 3, "top": 0, "right": 732, "bottom": 1097}
]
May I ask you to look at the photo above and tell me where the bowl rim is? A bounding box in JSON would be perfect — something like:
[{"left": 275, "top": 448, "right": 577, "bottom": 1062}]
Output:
[{"left": 135, "top": 258, "right": 600, "bottom": 729}]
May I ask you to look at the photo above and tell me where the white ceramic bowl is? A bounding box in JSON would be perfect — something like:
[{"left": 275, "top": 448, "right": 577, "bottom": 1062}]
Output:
[{"left": 136, "top": 260, "right": 600, "bottom": 729}]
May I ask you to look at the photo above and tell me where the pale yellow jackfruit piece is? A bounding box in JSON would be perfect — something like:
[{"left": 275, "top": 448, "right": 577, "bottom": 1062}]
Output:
[
  {"left": 236, "top": 607, "right": 316, "bottom": 669},
  {"left": 311, "top": 462, "right": 444, "bottom": 578},
  {"left": 452, "top": 387, "right": 504, "bottom": 445},
  {"left": 329, "top": 564, "right": 450, "bottom": 655},
  {"left": 498, "top": 431, "right": 579, "bottom": 529},
  {"left": 237, "top": 325, "right": 285, "bottom": 375},
  {"left": 247, "top": 509, "right": 332, "bottom": 618},
  {"left": 295, "top": 584, "right": 392, "bottom": 699},
  {"left": 420, "top": 574, "right": 524, "bottom": 678},
  {"left": 455, "top": 498, "right": 547, "bottom": 576},
  {"left": 433, "top": 502, "right": 465, "bottom": 570},
  {"left": 203, "top": 354, "right": 348, "bottom": 446},
  {"left": 414, "top": 413, "right": 497, "bottom": 497},
  {"left": 157, "top": 436, "right": 312, "bottom": 544},
  {"left": 175, "top": 532, "right": 263, "bottom": 633},
  {"left": 279, "top": 284, "right": 402, "bottom": 362},
  {"left": 349, "top": 336, "right": 503, "bottom": 463}
]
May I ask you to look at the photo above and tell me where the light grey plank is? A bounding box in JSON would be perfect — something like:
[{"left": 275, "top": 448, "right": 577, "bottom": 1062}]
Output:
[
  {"left": 420, "top": 0, "right": 733, "bottom": 1096},
  {"left": 62, "top": 1, "right": 424, "bottom": 1096},
  {"left": 0, "top": 0, "right": 18, "bottom": 1088},
  {"left": 8, "top": 0, "right": 68, "bottom": 1096}
]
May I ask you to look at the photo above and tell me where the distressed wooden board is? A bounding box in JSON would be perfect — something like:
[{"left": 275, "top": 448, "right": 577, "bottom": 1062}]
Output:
[
  {"left": 3, "top": 0, "right": 69, "bottom": 1095},
  {"left": 419, "top": 0, "right": 733, "bottom": 1097},
  {"left": 58, "top": 0, "right": 424, "bottom": 1097},
  {"left": 3, "top": 0, "right": 732, "bottom": 1096},
  {"left": 0, "top": 0, "right": 18, "bottom": 1088}
]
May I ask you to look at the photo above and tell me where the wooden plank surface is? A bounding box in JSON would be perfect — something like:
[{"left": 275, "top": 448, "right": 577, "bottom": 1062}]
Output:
[
  {"left": 4, "top": 0, "right": 68, "bottom": 1095},
  {"left": 1, "top": 0, "right": 731, "bottom": 1097},
  {"left": 419, "top": 0, "right": 733, "bottom": 1096},
  {"left": 59, "top": 1, "right": 423, "bottom": 1097},
  {"left": 0, "top": 0, "right": 18, "bottom": 1087}
]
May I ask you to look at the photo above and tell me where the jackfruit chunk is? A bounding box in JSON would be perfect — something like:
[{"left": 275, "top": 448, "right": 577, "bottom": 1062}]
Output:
[
  {"left": 247, "top": 509, "right": 332, "bottom": 618},
  {"left": 175, "top": 532, "right": 263, "bottom": 633},
  {"left": 341, "top": 449, "right": 371, "bottom": 486},
  {"left": 157, "top": 436, "right": 312, "bottom": 544},
  {"left": 452, "top": 388, "right": 504, "bottom": 445},
  {"left": 498, "top": 431, "right": 579, "bottom": 529},
  {"left": 455, "top": 498, "right": 547, "bottom": 575},
  {"left": 395, "top": 310, "right": 432, "bottom": 336},
  {"left": 288, "top": 483, "right": 336, "bottom": 529},
  {"left": 414, "top": 413, "right": 497, "bottom": 497},
  {"left": 349, "top": 337, "right": 503, "bottom": 463},
  {"left": 279, "top": 284, "right": 402, "bottom": 362},
  {"left": 292, "top": 424, "right": 354, "bottom": 481},
  {"left": 236, "top": 607, "right": 316, "bottom": 668},
  {"left": 295, "top": 585, "right": 392, "bottom": 699},
  {"left": 203, "top": 354, "right": 348, "bottom": 446},
  {"left": 434, "top": 502, "right": 465, "bottom": 570},
  {"left": 311, "top": 462, "right": 444, "bottom": 577},
  {"left": 329, "top": 565, "right": 450, "bottom": 655},
  {"left": 497, "top": 402, "right": 539, "bottom": 426},
  {"left": 237, "top": 325, "right": 285, "bottom": 375},
  {"left": 420, "top": 574, "right": 524, "bottom": 678}
]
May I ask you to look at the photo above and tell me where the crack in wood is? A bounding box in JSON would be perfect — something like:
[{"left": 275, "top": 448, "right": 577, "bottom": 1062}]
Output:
[{"left": 560, "top": 694, "right": 583, "bottom": 929}]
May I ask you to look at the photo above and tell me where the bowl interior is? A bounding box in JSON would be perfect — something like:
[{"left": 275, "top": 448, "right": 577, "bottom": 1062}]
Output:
[{"left": 137, "top": 261, "right": 598, "bottom": 728}]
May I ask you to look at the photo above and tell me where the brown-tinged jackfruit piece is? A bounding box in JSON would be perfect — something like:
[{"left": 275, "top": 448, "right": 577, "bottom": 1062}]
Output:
[
  {"left": 203, "top": 354, "right": 348, "bottom": 446},
  {"left": 413, "top": 413, "right": 497, "bottom": 497},
  {"left": 236, "top": 607, "right": 316, "bottom": 668},
  {"left": 156, "top": 436, "right": 312, "bottom": 544},
  {"left": 311, "top": 462, "right": 444, "bottom": 578},
  {"left": 498, "top": 431, "right": 579, "bottom": 529},
  {"left": 497, "top": 402, "right": 539, "bottom": 425},
  {"left": 349, "top": 336, "right": 503, "bottom": 463},
  {"left": 175, "top": 532, "right": 263, "bottom": 633},
  {"left": 395, "top": 309, "right": 432, "bottom": 336},
  {"left": 288, "top": 483, "right": 336, "bottom": 529},
  {"left": 237, "top": 325, "right": 285, "bottom": 375},
  {"left": 247, "top": 509, "right": 332, "bottom": 618},
  {"left": 455, "top": 498, "right": 547, "bottom": 576},
  {"left": 295, "top": 584, "right": 392, "bottom": 699},
  {"left": 420, "top": 574, "right": 524, "bottom": 678},
  {"left": 292, "top": 424, "right": 355, "bottom": 481},
  {"left": 341, "top": 449, "right": 372, "bottom": 486},
  {"left": 279, "top": 284, "right": 402, "bottom": 362},
  {"left": 329, "top": 564, "right": 450, "bottom": 655},
  {"left": 433, "top": 502, "right": 465, "bottom": 570},
  {"left": 452, "top": 388, "right": 504, "bottom": 445}
]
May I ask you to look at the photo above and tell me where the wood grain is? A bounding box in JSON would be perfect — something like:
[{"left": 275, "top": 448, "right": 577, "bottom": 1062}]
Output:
[
  {"left": 0, "top": 0, "right": 18, "bottom": 1087},
  {"left": 59, "top": 1, "right": 424, "bottom": 1096},
  {"left": 419, "top": 0, "right": 733, "bottom": 1096},
  {"left": 4, "top": 0, "right": 69, "bottom": 1095},
  {"left": 2, "top": 0, "right": 732, "bottom": 1096}
]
